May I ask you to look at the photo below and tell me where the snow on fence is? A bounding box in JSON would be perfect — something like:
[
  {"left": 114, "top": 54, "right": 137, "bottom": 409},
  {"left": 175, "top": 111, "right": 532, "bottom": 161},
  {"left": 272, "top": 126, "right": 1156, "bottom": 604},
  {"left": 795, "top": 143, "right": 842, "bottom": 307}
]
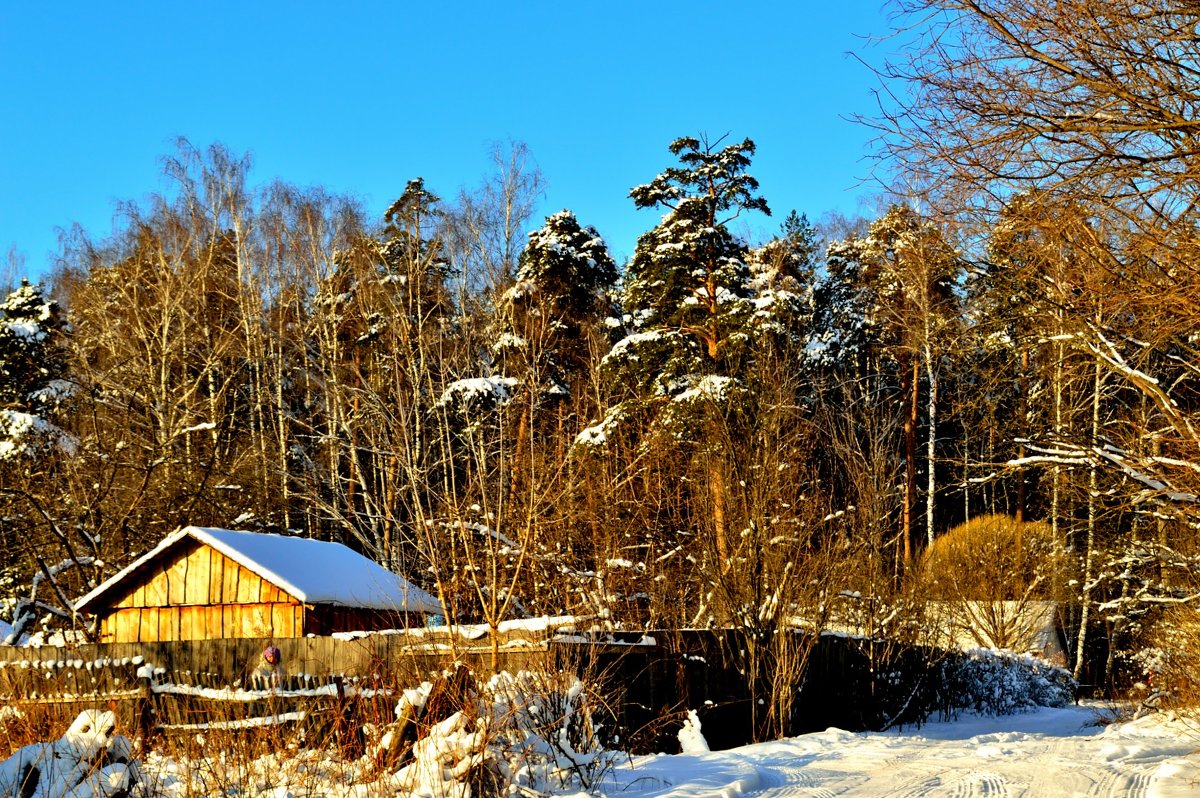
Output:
[
  {"left": 0, "top": 629, "right": 556, "bottom": 740},
  {"left": 0, "top": 655, "right": 377, "bottom": 743},
  {"left": 0, "top": 627, "right": 1074, "bottom": 751}
]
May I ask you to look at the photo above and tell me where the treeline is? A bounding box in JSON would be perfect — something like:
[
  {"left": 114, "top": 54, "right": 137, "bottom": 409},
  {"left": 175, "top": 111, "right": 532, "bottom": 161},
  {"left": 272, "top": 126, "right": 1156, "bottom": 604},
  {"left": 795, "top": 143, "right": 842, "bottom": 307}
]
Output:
[{"left": 5, "top": 0, "right": 1200, "bottom": 726}]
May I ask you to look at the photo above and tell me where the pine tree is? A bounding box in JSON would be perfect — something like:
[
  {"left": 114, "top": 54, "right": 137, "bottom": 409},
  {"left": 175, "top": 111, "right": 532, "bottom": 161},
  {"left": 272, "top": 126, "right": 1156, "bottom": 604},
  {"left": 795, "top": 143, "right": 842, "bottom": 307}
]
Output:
[
  {"left": 747, "top": 210, "right": 820, "bottom": 347},
  {"left": 496, "top": 209, "right": 616, "bottom": 397},
  {"left": 0, "top": 280, "right": 73, "bottom": 461},
  {"left": 585, "top": 135, "right": 771, "bottom": 571},
  {"left": 606, "top": 136, "right": 768, "bottom": 399}
]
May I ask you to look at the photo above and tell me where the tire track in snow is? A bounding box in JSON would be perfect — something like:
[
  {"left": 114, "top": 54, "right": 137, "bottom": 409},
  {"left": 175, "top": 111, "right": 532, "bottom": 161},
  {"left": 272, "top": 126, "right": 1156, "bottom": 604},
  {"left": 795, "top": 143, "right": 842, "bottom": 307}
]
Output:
[
  {"left": 751, "top": 761, "right": 861, "bottom": 798},
  {"left": 1081, "top": 763, "right": 1154, "bottom": 798},
  {"left": 946, "top": 771, "right": 1010, "bottom": 798}
]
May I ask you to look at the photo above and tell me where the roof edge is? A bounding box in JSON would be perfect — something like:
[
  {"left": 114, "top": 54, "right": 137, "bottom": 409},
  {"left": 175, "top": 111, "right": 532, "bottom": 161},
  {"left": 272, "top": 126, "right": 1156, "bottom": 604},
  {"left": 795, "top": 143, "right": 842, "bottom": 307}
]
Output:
[{"left": 73, "top": 526, "right": 194, "bottom": 613}]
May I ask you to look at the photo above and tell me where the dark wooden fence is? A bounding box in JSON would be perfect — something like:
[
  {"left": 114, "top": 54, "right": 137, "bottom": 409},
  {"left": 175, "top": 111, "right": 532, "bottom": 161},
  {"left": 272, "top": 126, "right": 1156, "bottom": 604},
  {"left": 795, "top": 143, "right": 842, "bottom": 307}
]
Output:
[
  {"left": 0, "top": 628, "right": 966, "bottom": 752},
  {"left": 550, "top": 630, "right": 963, "bottom": 752}
]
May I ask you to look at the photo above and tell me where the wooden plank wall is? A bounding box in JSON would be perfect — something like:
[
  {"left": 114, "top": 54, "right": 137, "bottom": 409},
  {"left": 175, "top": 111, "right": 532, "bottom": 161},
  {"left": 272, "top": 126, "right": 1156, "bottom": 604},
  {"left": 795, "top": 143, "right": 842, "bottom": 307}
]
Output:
[
  {"left": 103, "top": 603, "right": 305, "bottom": 643},
  {"left": 112, "top": 540, "right": 297, "bottom": 608},
  {"left": 99, "top": 541, "right": 306, "bottom": 643}
]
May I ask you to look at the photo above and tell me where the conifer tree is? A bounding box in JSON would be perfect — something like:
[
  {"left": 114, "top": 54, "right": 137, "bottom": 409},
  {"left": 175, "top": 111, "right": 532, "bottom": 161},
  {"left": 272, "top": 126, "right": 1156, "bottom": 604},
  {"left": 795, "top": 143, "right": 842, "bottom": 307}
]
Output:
[
  {"left": 0, "top": 280, "right": 73, "bottom": 461},
  {"left": 747, "top": 210, "right": 820, "bottom": 348},
  {"left": 496, "top": 209, "right": 616, "bottom": 398},
  {"left": 587, "top": 135, "right": 771, "bottom": 571}
]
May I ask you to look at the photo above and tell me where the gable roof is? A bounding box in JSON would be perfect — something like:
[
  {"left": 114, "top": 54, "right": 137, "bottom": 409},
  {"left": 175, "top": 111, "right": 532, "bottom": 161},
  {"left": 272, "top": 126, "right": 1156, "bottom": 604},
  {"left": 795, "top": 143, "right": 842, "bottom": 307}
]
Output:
[{"left": 74, "top": 526, "right": 442, "bottom": 615}]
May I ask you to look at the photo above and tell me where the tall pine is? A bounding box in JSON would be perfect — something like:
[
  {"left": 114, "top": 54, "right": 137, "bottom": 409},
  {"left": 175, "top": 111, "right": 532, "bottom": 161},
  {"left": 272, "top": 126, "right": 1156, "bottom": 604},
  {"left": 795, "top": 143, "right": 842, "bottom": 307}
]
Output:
[
  {"left": 589, "top": 135, "right": 771, "bottom": 569},
  {"left": 0, "top": 280, "right": 72, "bottom": 461}
]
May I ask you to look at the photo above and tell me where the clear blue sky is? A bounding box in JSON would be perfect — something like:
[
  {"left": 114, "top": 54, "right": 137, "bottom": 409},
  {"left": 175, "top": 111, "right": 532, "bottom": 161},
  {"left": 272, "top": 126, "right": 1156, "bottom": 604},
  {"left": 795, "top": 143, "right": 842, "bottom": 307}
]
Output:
[{"left": 1, "top": 2, "right": 894, "bottom": 282}]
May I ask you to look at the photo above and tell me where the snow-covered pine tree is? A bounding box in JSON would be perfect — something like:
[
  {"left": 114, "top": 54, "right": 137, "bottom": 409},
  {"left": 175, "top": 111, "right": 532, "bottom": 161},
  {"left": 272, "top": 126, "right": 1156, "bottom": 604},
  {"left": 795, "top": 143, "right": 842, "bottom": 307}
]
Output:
[
  {"left": 0, "top": 280, "right": 73, "bottom": 461},
  {"left": 496, "top": 209, "right": 616, "bottom": 399},
  {"left": 747, "top": 209, "right": 820, "bottom": 347},
  {"left": 816, "top": 206, "right": 961, "bottom": 562},
  {"left": 481, "top": 211, "right": 619, "bottom": 616},
  {"left": 600, "top": 137, "right": 769, "bottom": 407},
  {"left": 586, "top": 135, "right": 772, "bottom": 569}
]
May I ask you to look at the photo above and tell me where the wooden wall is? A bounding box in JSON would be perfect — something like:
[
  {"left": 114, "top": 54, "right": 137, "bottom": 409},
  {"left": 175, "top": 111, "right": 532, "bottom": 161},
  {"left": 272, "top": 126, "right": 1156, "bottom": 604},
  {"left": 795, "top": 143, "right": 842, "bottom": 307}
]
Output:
[
  {"left": 101, "top": 603, "right": 306, "bottom": 643},
  {"left": 305, "top": 606, "right": 418, "bottom": 636},
  {"left": 97, "top": 539, "right": 307, "bottom": 643}
]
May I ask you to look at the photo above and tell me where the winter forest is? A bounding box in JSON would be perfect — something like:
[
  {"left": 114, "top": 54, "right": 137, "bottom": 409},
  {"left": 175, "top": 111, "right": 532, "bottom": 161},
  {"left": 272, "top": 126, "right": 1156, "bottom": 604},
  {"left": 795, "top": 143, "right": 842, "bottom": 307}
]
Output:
[{"left": 5, "top": 0, "right": 1200, "bottom": 730}]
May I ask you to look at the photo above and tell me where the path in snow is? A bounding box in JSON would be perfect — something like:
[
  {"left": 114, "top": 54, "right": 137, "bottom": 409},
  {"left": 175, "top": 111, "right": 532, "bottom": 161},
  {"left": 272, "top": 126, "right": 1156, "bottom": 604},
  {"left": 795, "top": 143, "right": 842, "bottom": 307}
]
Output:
[{"left": 604, "top": 705, "right": 1200, "bottom": 798}]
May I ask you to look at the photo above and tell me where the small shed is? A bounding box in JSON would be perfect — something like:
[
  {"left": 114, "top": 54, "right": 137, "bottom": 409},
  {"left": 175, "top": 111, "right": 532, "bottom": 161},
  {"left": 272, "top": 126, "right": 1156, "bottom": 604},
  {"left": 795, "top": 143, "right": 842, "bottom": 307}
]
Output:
[
  {"left": 74, "top": 526, "right": 442, "bottom": 643},
  {"left": 928, "top": 600, "right": 1069, "bottom": 665}
]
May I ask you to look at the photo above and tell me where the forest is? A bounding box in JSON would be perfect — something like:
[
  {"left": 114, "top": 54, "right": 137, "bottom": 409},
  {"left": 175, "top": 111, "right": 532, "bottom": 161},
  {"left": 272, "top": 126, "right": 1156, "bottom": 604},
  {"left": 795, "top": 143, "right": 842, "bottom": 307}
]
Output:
[{"left": 2, "top": 0, "right": 1200, "bottom": 733}]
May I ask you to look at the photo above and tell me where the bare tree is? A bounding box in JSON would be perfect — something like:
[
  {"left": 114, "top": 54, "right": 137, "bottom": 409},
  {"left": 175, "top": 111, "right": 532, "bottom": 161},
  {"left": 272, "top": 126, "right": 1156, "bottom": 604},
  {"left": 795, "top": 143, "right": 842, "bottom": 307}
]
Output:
[
  {"left": 446, "top": 141, "right": 545, "bottom": 299},
  {"left": 872, "top": 1, "right": 1200, "bottom": 228},
  {"left": 823, "top": 205, "right": 961, "bottom": 559},
  {"left": 872, "top": 0, "right": 1200, "bottom": 683}
]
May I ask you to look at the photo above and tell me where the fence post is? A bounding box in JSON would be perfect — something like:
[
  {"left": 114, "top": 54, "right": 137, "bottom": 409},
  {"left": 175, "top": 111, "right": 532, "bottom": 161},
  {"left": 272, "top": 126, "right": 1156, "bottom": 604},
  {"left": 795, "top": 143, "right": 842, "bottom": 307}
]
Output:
[{"left": 136, "top": 668, "right": 158, "bottom": 742}]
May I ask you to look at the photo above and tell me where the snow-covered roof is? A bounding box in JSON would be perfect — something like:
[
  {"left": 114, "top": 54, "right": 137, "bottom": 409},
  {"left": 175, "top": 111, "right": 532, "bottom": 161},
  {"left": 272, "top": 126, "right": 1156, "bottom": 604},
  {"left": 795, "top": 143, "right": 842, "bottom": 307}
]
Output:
[{"left": 74, "top": 526, "right": 442, "bottom": 615}]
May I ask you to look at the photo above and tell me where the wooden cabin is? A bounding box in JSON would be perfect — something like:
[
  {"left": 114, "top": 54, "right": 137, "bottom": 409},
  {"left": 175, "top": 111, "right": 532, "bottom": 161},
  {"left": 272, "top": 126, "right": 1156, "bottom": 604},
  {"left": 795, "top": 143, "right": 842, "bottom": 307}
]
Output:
[{"left": 73, "top": 526, "right": 443, "bottom": 643}]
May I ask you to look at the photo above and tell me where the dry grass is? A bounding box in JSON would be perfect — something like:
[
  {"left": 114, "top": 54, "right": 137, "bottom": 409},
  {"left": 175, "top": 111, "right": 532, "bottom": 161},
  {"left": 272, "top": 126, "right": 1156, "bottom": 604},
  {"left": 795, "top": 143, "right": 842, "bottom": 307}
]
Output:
[{"left": 0, "top": 647, "right": 620, "bottom": 798}]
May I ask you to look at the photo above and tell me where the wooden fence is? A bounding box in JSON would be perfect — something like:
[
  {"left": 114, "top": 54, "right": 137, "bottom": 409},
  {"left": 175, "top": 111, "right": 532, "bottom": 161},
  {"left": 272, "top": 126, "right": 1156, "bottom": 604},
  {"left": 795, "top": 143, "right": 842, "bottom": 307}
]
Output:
[
  {"left": 0, "top": 628, "right": 554, "bottom": 681},
  {"left": 0, "top": 628, "right": 557, "bottom": 743},
  {"left": 0, "top": 628, "right": 973, "bottom": 752}
]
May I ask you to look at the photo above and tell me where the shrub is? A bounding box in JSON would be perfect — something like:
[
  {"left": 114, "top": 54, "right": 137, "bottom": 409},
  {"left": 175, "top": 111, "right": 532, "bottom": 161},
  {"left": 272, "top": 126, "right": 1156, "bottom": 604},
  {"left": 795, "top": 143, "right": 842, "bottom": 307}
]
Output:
[
  {"left": 940, "top": 649, "right": 1075, "bottom": 716},
  {"left": 920, "top": 514, "right": 1073, "bottom": 603}
]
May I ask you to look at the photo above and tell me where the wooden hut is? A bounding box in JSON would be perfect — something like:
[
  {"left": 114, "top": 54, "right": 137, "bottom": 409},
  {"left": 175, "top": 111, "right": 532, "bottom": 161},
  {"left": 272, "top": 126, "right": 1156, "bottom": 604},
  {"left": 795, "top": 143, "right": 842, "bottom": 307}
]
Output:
[{"left": 73, "top": 526, "right": 443, "bottom": 643}]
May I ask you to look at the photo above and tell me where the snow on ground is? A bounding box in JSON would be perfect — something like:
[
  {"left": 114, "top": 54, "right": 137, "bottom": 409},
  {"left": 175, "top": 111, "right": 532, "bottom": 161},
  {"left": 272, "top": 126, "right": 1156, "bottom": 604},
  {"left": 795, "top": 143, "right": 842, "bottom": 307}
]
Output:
[
  {"left": 7, "top": 702, "right": 1200, "bottom": 798},
  {"left": 601, "top": 704, "right": 1200, "bottom": 798}
]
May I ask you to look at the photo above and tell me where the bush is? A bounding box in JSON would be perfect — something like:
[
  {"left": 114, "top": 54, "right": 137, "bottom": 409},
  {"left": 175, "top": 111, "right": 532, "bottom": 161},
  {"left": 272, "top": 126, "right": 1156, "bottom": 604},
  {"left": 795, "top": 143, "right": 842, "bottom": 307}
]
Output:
[
  {"left": 381, "top": 666, "right": 615, "bottom": 798},
  {"left": 921, "top": 514, "right": 1073, "bottom": 603},
  {"left": 940, "top": 648, "right": 1075, "bottom": 716}
]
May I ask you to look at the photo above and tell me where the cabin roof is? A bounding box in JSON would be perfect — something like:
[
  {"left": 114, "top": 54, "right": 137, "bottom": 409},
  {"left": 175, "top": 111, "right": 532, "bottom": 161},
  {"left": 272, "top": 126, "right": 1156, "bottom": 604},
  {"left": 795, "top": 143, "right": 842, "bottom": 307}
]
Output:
[{"left": 74, "top": 526, "right": 442, "bottom": 615}]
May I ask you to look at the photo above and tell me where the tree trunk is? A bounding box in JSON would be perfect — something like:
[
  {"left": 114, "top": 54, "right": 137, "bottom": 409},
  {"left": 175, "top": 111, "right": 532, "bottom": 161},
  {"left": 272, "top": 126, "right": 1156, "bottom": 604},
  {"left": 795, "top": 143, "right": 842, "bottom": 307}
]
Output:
[
  {"left": 1074, "top": 354, "right": 1104, "bottom": 681},
  {"left": 1016, "top": 348, "right": 1029, "bottom": 522},
  {"left": 710, "top": 462, "right": 730, "bottom": 569},
  {"left": 924, "top": 345, "right": 937, "bottom": 548},
  {"left": 902, "top": 353, "right": 918, "bottom": 563}
]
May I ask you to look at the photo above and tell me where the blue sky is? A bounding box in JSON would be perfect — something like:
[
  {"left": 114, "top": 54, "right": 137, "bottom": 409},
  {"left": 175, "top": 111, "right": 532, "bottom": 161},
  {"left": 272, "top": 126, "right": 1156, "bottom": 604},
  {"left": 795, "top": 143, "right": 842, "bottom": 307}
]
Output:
[{"left": 2, "top": 2, "right": 895, "bottom": 282}]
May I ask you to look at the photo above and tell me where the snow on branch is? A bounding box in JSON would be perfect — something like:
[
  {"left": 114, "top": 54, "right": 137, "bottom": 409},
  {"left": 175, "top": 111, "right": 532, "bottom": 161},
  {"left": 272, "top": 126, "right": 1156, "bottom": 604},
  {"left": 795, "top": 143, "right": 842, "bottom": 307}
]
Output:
[
  {"left": 1005, "top": 440, "right": 1200, "bottom": 510},
  {"left": 1080, "top": 322, "right": 1199, "bottom": 445}
]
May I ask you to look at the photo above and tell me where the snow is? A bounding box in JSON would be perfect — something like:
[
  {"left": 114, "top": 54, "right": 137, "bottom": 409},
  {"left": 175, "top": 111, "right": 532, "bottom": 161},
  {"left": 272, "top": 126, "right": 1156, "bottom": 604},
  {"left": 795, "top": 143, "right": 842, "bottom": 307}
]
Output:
[
  {"left": 602, "top": 330, "right": 665, "bottom": 364},
  {"left": 176, "top": 421, "right": 216, "bottom": 435},
  {"left": 2, "top": 319, "right": 46, "bottom": 342},
  {"left": 9, "top": 702, "right": 1200, "bottom": 798},
  {"left": 0, "top": 710, "right": 136, "bottom": 798},
  {"left": 0, "top": 410, "right": 55, "bottom": 459},
  {"left": 604, "top": 704, "right": 1200, "bottom": 797},
  {"left": 677, "top": 710, "right": 711, "bottom": 753},
  {"left": 26, "top": 379, "right": 76, "bottom": 406},
  {"left": 575, "top": 422, "right": 610, "bottom": 447},
  {"left": 673, "top": 375, "right": 735, "bottom": 404},
  {"left": 435, "top": 376, "right": 519, "bottom": 411},
  {"left": 574, "top": 406, "right": 627, "bottom": 448},
  {"left": 73, "top": 526, "right": 442, "bottom": 614},
  {"left": 491, "top": 332, "right": 527, "bottom": 352}
]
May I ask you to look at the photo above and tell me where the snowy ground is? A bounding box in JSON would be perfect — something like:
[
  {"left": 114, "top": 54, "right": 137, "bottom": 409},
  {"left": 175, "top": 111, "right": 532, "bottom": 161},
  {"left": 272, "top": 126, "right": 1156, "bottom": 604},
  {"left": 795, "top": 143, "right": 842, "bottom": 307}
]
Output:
[
  {"left": 602, "top": 704, "right": 1200, "bottom": 798},
  {"left": 7, "top": 698, "right": 1200, "bottom": 798}
]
